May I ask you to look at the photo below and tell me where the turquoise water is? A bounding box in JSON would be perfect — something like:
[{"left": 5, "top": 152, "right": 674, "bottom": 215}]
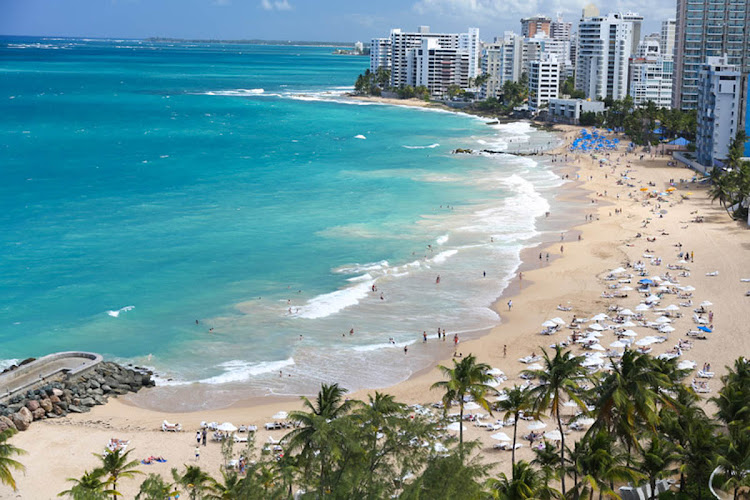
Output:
[{"left": 0, "top": 37, "right": 562, "bottom": 402}]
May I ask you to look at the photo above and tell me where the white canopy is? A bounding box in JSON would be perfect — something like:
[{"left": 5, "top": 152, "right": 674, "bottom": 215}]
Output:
[
  {"left": 527, "top": 421, "right": 547, "bottom": 430},
  {"left": 526, "top": 363, "right": 543, "bottom": 371},
  {"left": 681, "top": 285, "right": 696, "bottom": 292},
  {"left": 655, "top": 316, "right": 672, "bottom": 324},
  {"left": 636, "top": 337, "right": 658, "bottom": 346},
  {"left": 551, "top": 317, "right": 567, "bottom": 325},
  {"left": 591, "top": 313, "right": 609, "bottom": 322},
  {"left": 620, "top": 330, "right": 638, "bottom": 337},
  {"left": 490, "top": 432, "right": 511, "bottom": 442},
  {"left": 544, "top": 430, "right": 562, "bottom": 441},
  {"left": 488, "top": 368, "right": 505, "bottom": 376},
  {"left": 588, "top": 323, "right": 605, "bottom": 331},
  {"left": 610, "top": 267, "right": 627, "bottom": 274},
  {"left": 645, "top": 295, "right": 661, "bottom": 303},
  {"left": 678, "top": 360, "right": 697, "bottom": 370},
  {"left": 635, "top": 304, "right": 651, "bottom": 312},
  {"left": 659, "top": 325, "right": 675, "bottom": 333},
  {"left": 621, "top": 321, "right": 637, "bottom": 327},
  {"left": 610, "top": 340, "right": 628, "bottom": 348},
  {"left": 620, "top": 309, "right": 635, "bottom": 316},
  {"left": 589, "top": 344, "right": 605, "bottom": 351},
  {"left": 576, "top": 417, "right": 595, "bottom": 427},
  {"left": 463, "top": 402, "right": 481, "bottom": 411},
  {"left": 446, "top": 422, "right": 467, "bottom": 432},
  {"left": 217, "top": 422, "right": 238, "bottom": 432},
  {"left": 542, "top": 320, "right": 557, "bottom": 328},
  {"left": 700, "top": 300, "right": 713, "bottom": 307},
  {"left": 665, "top": 304, "right": 680, "bottom": 311}
]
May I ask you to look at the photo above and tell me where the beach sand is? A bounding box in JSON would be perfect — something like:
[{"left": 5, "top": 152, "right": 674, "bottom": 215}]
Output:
[{"left": 7, "top": 124, "right": 750, "bottom": 499}]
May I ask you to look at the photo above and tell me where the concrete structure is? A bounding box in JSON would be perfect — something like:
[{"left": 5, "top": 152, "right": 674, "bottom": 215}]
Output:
[
  {"left": 551, "top": 13, "right": 572, "bottom": 40},
  {"left": 413, "top": 37, "right": 470, "bottom": 98},
  {"left": 620, "top": 11, "right": 644, "bottom": 55},
  {"left": 746, "top": 78, "right": 750, "bottom": 157},
  {"left": 576, "top": 12, "right": 633, "bottom": 100},
  {"left": 660, "top": 19, "right": 676, "bottom": 56},
  {"left": 459, "top": 27, "right": 481, "bottom": 79},
  {"left": 696, "top": 56, "right": 743, "bottom": 166},
  {"left": 480, "top": 32, "right": 523, "bottom": 99},
  {"left": 369, "top": 37, "right": 391, "bottom": 72},
  {"left": 629, "top": 53, "right": 674, "bottom": 108},
  {"left": 528, "top": 54, "right": 560, "bottom": 113},
  {"left": 521, "top": 15, "right": 551, "bottom": 38},
  {"left": 354, "top": 41, "right": 364, "bottom": 55},
  {"left": 0, "top": 352, "right": 102, "bottom": 403},
  {"left": 673, "top": 0, "right": 750, "bottom": 110},
  {"left": 548, "top": 98, "right": 606, "bottom": 123}
]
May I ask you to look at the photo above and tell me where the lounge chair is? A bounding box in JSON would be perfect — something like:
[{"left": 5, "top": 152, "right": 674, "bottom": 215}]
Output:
[
  {"left": 234, "top": 434, "right": 249, "bottom": 443},
  {"left": 697, "top": 370, "right": 714, "bottom": 379},
  {"left": 161, "top": 420, "right": 182, "bottom": 432}
]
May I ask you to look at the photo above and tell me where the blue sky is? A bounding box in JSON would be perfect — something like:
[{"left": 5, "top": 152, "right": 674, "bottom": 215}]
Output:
[{"left": 1, "top": 0, "right": 675, "bottom": 42}]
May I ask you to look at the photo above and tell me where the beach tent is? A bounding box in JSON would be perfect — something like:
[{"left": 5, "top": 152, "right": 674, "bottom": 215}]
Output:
[
  {"left": 635, "top": 304, "right": 651, "bottom": 312},
  {"left": 620, "top": 330, "right": 638, "bottom": 337},
  {"left": 678, "top": 360, "right": 697, "bottom": 370},
  {"left": 542, "top": 320, "right": 557, "bottom": 328},
  {"left": 610, "top": 340, "right": 628, "bottom": 348},
  {"left": 621, "top": 321, "right": 637, "bottom": 327},
  {"left": 589, "top": 344, "right": 605, "bottom": 351},
  {"left": 668, "top": 137, "right": 690, "bottom": 146},
  {"left": 659, "top": 325, "right": 676, "bottom": 333},
  {"left": 591, "top": 313, "right": 609, "bottom": 322},
  {"left": 218, "top": 422, "right": 238, "bottom": 432},
  {"left": 655, "top": 316, "right": 672, "bottom": 324}
]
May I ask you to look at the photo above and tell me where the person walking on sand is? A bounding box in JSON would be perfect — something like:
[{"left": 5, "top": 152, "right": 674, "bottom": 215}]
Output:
[
  {"left": 503, "top": 345, "right": 507, "bottom": 358},
  {"left": 202, "top": 428, "right": 207, "bottom": 446},
  {"left": 195, "top": 446, "right": 200, "bottom": 462},
  {"left": 404, "top": 345, "right": 408, "bottom": 355},
  {"left": 436, "top": 275, "right": 441, "bottom": 284},
  {"left": 507, "top": 299, "right": 512, "bottom": 310},
  {"left": 196, "top": 431, "right": 202, "bottom": 446}
]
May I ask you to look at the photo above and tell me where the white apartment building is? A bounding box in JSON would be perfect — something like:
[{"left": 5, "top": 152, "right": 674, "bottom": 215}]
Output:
[
  {"left": 528, "top": 54, "right": 560, "bottom": 113},
  {"left": 550, "top": 14, "right": 572, "bottom": 40},
  {"left": 369, "top": 38, "right": 391, "bottom": 72},
  {"left": 413, "top": 37, "right": 470, "bottom": 98},
  {"left": 629, "top": 56, "right": 674, "bottom": 108},
  {"left": 459, "top": 27, "right": 480, "bottom": 79},
  {"left": 548, "top": 98, "right": 606, "bottom": 123},
  {"left": 480, "top": 32, "right": 523, "bottom": 99},
  {"left": 660, "top": 19, "right": 676, "bottom": 57},
  {"left": 636, "top": 38, "right": 661, "bottom": 59},
  {"left": 576, "top": 12, "right": 633, "bottom": 100},
  {"left": 696, "top": 56, "right": 744, "bottom": 166},
  {"left": 621, "top": 12, "right": 643, "bottom": 55}
]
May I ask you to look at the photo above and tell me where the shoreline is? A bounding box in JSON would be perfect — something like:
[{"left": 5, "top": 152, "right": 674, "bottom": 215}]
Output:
[{"left": 8, "top": 123, "right": 750, "bottom": 497}]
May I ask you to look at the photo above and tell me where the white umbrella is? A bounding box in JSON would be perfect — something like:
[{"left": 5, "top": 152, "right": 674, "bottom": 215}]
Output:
[
  {"left": 563, "top": 400, "right": 579, "bottom": 408},
  {"left": 645, "top": 295, "right": 661, "bottom": 303},
  {"left": 621, "top": 321, "right": 637, "bottom": 327},
  {"left": 657, "top": 286, "right": 671, "bottom": 292},
  {"left": 526, "top": 363, "right": 543, "bottom": 371},
  {"left": 464, "top": 402, "right": 481, "bottom": 411},
  {"left": 217, "top": 422, "right": 238, "bottom": 432},
  {"left": 681, "top": 285, "right": 696, "bottom": 292},
  {"left": 700, "top": 300, "right": 713, "bottom": 307},
  {"left": 446, "top": 422, "right": 466, "bottom": 432},
  {"left": 272, "top": 411, "right": 288, "bottom": 420},
  {"left": 635, "top": 304, "right": 651, "bottom": 312},
  {"left": 611, "top": 267, "right": 626, "bottom": 274},
  {"left": 678, "top": 360, "right": 697, "bottom": 370},
  {"left": 542, "top": 320, "right": 557, "bottom": 328},
  {"left": 544, "top": 430, "right": 562, "bottom": 441},
  {"left": 527, "top": 421, "right": 547, "bottom": 430},
  {"left": 651, "top": 276, "right": 663, "bottom": 282},
  {"left": 490, "top": 432, "right": 511, "bottom": 442},
  {"left": 494, "top": 394, "right": 509, "bottom": 402},
  {"left": 610, "top": 340, "right": 628, "bottom": 348},
  {"left": 665, "top": 304, "right": 680, "bottom": 311},
  {"left": 655, "top": 316, "right": 672, "bottom": 324},
  {"left": 589, "top": 344, "right": 605, "bottom": 351},
  {"left": 659, "top": 325, "right": 675, "bottom": 333},
  {"left": 620, "top": 309, "right": 635, "bottom": 316},
  {"left": 488, "top": 368, "right": 505, "bottom": 376},
  {"left": 576, "top": 417, "right": 595, "bottom": 427},
  {"left": 551, "top": 317, "right": 566, "bottom": 325},
  {"left": 620, "top": 330, "right": 638, "bottom": 337},
  {"left": 592, "top": 313, "right": 609, "bottom": 322},
  {"left": 582, "top": 356, "right": 604, "bottom": 367},
  {"left": 636, "top": 337, "right": 657, "bottom": 346},
  {"left": 588, "top": 323, "right": 604, "bottom": 331},
  {"left": 620, "top": 286, "right": 634, "bottom": 291}
]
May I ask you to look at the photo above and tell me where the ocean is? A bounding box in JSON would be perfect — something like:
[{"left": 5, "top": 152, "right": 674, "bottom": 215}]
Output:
[{"left": 0, "top": 37, "right": 564, "bottom": 408}]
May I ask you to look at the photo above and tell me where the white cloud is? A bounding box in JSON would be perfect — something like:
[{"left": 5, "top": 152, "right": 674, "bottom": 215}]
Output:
[{"left": 260, "top": 0, "right": 292, "bottom": 10}]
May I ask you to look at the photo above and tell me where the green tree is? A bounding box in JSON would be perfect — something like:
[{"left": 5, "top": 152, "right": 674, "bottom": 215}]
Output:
[
  {"left": 401, "top": 443, "right": 488, "bottom": 500},
  {"left": 58, "top": 470, "right": 115, "bottom": 500},
  {"left": 495, "top": 385, "right": 533, "bottom": 474},
  {"left": 431, "top": 354, "right": 497, "bottom": 457},
  {"left": 575, "top": 429, "right": 641, "bottom": 500},
  {"left": 635, "top": 434, "right": 680, "bottom": 500},
  {"left": 523, "top": 346, "right": 589, "bottom": 495},
  {"left": 0, "top": 429, "right": 25, "bottom": 491},
  {"left": 715, "top": 428, "right": 750, "bottom": 500},
  {"left": 94, "top": 448, "right": 142, "bottom": 500},
  {"left": 135, "top": 473, "right": 177, "bottom": 500},
  {"left": 486, "top": 460, "right": 559, "bottom": 500},
  {"left": 171, "top": 465, "right": 214, "bottom": 500},
  {"left": 205, "top": 471, "right": 246, "bottom": 499}
]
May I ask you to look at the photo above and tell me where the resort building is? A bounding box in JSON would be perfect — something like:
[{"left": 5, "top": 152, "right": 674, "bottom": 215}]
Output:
[
  {"left": 695, "top": 56, "right": 744, "bottom": 166},
  {"left": 620, "top": 11, "right": 644, "bottom": 55},
  {"left": 528, "top": 54, "right": 560, "bottom": 114},
  {"left": 628, "top": 55, "right": 674, "bottom": 108},
  {"left": 672, "top": 0, "right": 750, "bottom": 110},
  {"left": 523, "top": 34, "right": 573, "bottom": 78},
  {"left": 369, "top": 38, "right": 391, "bottom": 72},
  {"left": 576, "top": 12, "right": 634, "bottom": 100},
  {"left": 480, "top": 32, "right": 523, "bottom": 99},
  {"left": 660, "top": 19, "right": 676, "bottom": 57},
  {"left": 548, "top": 98, "right": 606, "bottom": 123},
  {"left": 412, "top": 37, "right": 470, "bottom": 98},
  {"left": 550, "top": 14, "right": 572, "bottom": 40},
  {"left": 521, "top": 15, "right": 551, "bottom": 38}
]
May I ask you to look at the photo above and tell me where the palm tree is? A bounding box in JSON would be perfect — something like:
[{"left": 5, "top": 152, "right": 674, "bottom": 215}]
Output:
[
  {"left": 523, "top": 346, "right": 588, "bottom": 494},
  {"left": 0, "top": 428, "right": 25, "bottom": 491},
  {"left": 716, "top": 427, "right": 750, "bottom": 500},
  {"left": 284, "top": 383, "right": 353, "bottom": 496},
  {"left": 486, "top": 460, "right": 558, "bottom": 500},
  {"left": 495, "top": 385, "right": 533, "bottom": 474},
  {"left": 575, "top": 429, "right": 642, "bottom": 500},
  {"left": 135, "top": 473, "right": 178, "bottom": 500},
  {"left": 171, "top": 465, "right": 213, "bottom": 500},
  {"left": 93, "top": 448, "right": 142, "bottom": 500},
  {"left": 205, "top": 471, "right": 245, "bottom": 499},
  {"left": 58, "top": 469, "right": 116, "bottom": 499},
  {"left": 431, "top": 354, "right": 497, "bottom": 458},
  {"left": 635, "top": 434, "right": 680, "bottom": 499}
]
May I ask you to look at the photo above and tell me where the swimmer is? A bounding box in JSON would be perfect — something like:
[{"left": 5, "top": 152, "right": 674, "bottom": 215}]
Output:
[
  {"left": 404, "top": 345, "right": 408, "bottom": 354},
  {"left": 436, "top": 275, "right": 440, "bottom": 284}
]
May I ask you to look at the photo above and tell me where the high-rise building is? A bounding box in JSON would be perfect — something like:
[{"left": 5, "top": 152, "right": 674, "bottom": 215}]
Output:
[
  {"left": 480, "top": 32, "right": 523, "bottom": 99},
  {"left": 696, "top": 56, "right": 743, "bottom": 166},
  {"left": 523, "top": 34, "right": 572, "bottom": 77},
  {"left": 528, "top": 54, "right": 560, "bottom": 113},
  {"left": 459, "top": 27, "right": 481, "bottom": 79},
  {"left": 369, "top": 38, "right": 391, "bottom": 72},
  {"left": 521, "top": 15, "right": 551, "bottom": 38},
  {"left": 550, "top": 13, "right": 572, "bottom": 40},
  {"left": 673, "top": 0, "right": 750, "bottom": 110},
  {"left": 413, "top": 37, "right": 470, "bottom": 98},
  {"left": 660, "top": 19, "right": 676, "bottom": 57},
  {"left": 636, "top": 37, "right": 661, "bottom": 58},
  {"left": 576, "top": 12, "right": 633, "bottom": 100},
  {"left": 629, "top": 56, "right": 674, "bottom": 108},
  {"left": 621, "top": 12, "right": 644, "bottom": 55}
]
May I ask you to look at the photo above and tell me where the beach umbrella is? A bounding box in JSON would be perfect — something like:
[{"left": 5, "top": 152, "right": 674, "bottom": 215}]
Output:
[
  {"left": 576, "top": 417, "right": 596, "bottom": 428},
  {"left": 526, "top": 363, "right": 543, "bottom": 371},
  {"left": 488, "top": 368, "right": 505, "bottom": 376},
  {"left": 544, "top": 430, "right": 562, "bottom": 441},
  {"left": 645, "top": 295, "right": 661, "bottom": 304},
  {"left": 635, "top": 304, "right": 651, "bottom": 312},
  {"left": 592, "top": 313, "right": 609, "bottom": 322},
  {"left": 490, "top": 432, "right": 511, "bottom": 442},
  {"left": 551, "top": 317, "right": 566, "bottom": 325},
  {"left": 610, "top": 340, "right": 628, "bottom": 348},
  {"left": 446, "top": 422, "right": 466, "bottom": 432},
  {"left": 681, "top": 286, "right": 696, "bottom": 292},
  {"left": 434, "top": 442, "right": 448, "bottom": 453},
  {"left": 217, "top": 422, "right": 238, "bottom": 432},
  {"left": 659, "top": 325, "right": 675, "bottom": 333},
  {"left": 700, "top": 300, "right": 713, "bottom": 307},
  {"left": 639, "top": 278, "right": 654, "bottom": 285},
  {"left": 651, "top": 276, "right": 663, "bottom": 282},
  {"left": 620, "top": 309, "right": 635, "bottom": 316},
  {"left": 621, "top": 321, "right": 637, "bottom": 327},
  {"left": 589, "top": 344, "right": 605, "bottom": 351},
  {"left": 666, "top": 187, "right": 676, "bottom": 192},
  {"left": 494, "top": 394, "right": 509, "bottom": 402},
  {"left": 272, "top": 411, "right": 288, "bottom": 420},
  {"left": 636, "top": 337, "right": 657, "bottom": 346},
  {"left": 678, "top": 360, "right": 697, "bottom": 370},
  {"left": 611, "top": 267, "right": 626, "bottom": 274},
  {"left": 698, "top": 326, "right": 712, "bottom": 333},
  {"left": 542, "top": 320, "right": 557, "bottom": 328},
  {"left": 527, "top": 421, "right": 547, "bottom": 431},
  {"left": 620, "top": 330, "right": 638, "bottom": 337},
  {"left": 563, "top": 400, "right": 579, "bottom": 408},
  {"left": 655, "top": 316, "right": 672, "bottom": 324},
  {"left": 665, "top": 304, "right": 680, "bottom": 311},
  {"left": 588, "top": 323, "right": 604, "bottom": 331},
  {"left": 582, "top": 356, "right": 604, "bottom": 367},
  {"left": 464, "top": 402, "right": 481, "bottom": 411}
]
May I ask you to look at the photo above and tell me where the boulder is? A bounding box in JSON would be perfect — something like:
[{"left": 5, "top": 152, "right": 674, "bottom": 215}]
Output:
[
  {"left": 49, "top": 395, "right": 61, "bottom": 404},
  {"left": 79, "top": 397, "right": 95, "bottom": 407},
  {"left": 39, "top": 399, "right": 53, "bottom": 413},
  {"left": 88, "top": 379, "right": 101, "bottom": 389},
  {"left": 31, "top": 408, "right": 46, "bottom": 420},
  {"left": 101, "top": 385, "right": 112, "bottom": 393},
  {"left": 52, "top": 405, "right": 65, "bottom": 416},
  {"left": 12, "top": 408, "right": 33, "bottom": 431},
  {"left": 67, "top": 405, "right": 85, "bottom": 414},
  {"left": 0, "top": 416, "right": 16, "bottom": 432}
]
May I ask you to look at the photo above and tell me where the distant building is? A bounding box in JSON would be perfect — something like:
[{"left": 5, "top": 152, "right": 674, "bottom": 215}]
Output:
[
  {"left": 620, "top": 12, "right": 643, "bottom": 55},
  {"left": 548, "top": 98, "right": 606, "bottom": 123},
  {"left": 480, "top": 32, "right": 523, "bottom": 99},
  {"left": 369, "top": 38, "right": 392, "bottom": 72},
  {"left": 673, "top": 0, "right": 750, "bottom": 110},
  {"left": 746, "top": 78, "right": 750, "bottom": 157},
  {"left": 521, "top": 15, "right": 551, "bottom": 38},
  {"left": 660, "top": 19, "right": 676, "bottom": 57},
  {"left": 696, "top": 56, "right": 743, "bottom": 166},
  {"left": 576, "top": 12, "right": 633, "bottom": 100},
  {"left": 459, "top": 27, "right": 481, "bottom": 80},
  {"left": 528, "top": 54, "right": 560, "bottom": 113},
  {"left": 550, "top": 13, "right": 572, "bottom": 40},
  {"left": 354, "top": 41, "right": 364, "bottom": 54},
  {"left": 413, "top": 37, "right": 470, "bottom": 98},
  {"left": 629, "top": 56, "right": 674, "bottom": 108}
]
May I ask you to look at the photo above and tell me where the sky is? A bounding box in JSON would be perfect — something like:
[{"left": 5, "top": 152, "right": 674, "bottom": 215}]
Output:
[{"left": 1, "top": 0, "right": 676, "bottom": 43}]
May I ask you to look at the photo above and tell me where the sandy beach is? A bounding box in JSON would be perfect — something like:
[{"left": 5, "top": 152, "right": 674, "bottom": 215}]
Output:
[{"left": 6, "top": 123, "right": 750, "bottom": 499}]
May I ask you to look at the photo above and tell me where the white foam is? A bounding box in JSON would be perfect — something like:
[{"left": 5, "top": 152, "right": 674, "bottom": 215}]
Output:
[
  {"left": 354, "top": 134, "right": 366, "bottom": 139},
  {"left": 295, "top": 280, "right": 374, "bottom": 319},
  {"left": 199, "top": 358, "right": 295, "bottom": 384},
  {"left": 430, "top": 249, "right": 458, "bottom": 264},
  {"left": 436, "top": 234, "right": 449, "bottom": 245},
  {"left": 0, "top": 359, "right": 20, "bottom": 372},
  {"left": 351, "top": 339, "right": 417, "bottom": 352},
  {"left": 403, "top": 143, "right": 440, "bottom": 149},
  {"left": 334, "top": 260, "right": 389, "bottom": 275},
  {"left": 346, "top": 273, "right": 373, "bottom": 282},
  {"left": 106, "top": 305, "right": 135, "bottom": 318}
]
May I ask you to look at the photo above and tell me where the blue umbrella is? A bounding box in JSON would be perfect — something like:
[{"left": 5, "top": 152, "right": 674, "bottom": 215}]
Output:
[
  {"left": 698, "top": 326, "right": 712, "bottom": 333},
  {"left": 639, "top": 279, "right": 654, "bottom": 285}
]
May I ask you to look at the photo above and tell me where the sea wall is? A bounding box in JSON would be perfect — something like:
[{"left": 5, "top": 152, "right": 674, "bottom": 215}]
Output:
[{"left": 0, "top": 361, "right": 154, "bottom": 432}]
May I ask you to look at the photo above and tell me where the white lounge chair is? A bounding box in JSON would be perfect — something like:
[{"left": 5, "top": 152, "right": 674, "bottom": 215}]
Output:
[{"left": 161, "top": 420, "right": 182, "bottom": 432}]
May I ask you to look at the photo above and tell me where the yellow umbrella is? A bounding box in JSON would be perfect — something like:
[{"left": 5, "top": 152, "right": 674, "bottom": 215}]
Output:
[
  {"left": 687, "top": 192, "right": 693, "bottom": 196},
  {"left": 666, "top": 187, "right": 676, "bottom": 192},
  {"left": 640, "top": 187, "right": 649, "bottom": 191}
]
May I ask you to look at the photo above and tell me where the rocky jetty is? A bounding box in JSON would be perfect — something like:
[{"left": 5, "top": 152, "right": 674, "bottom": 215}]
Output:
[{"left": 0, "top": 362, "right": 154, "bottom": 432}]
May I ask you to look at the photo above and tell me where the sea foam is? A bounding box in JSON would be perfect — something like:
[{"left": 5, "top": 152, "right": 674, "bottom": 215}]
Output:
[{"left": 106, "top": 305, "right": 135, "bottom": 318}]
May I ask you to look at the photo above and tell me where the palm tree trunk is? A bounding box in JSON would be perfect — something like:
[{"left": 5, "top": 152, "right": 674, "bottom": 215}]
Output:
[
  {"left": 557, "top": 407, "right": 567, "bottom": 494},
  {"left": 512, "top": 413, "right": 518, "bottom": 477},
  {"left": 459, "top": 402, "right": 464, "bottom": 461}
]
